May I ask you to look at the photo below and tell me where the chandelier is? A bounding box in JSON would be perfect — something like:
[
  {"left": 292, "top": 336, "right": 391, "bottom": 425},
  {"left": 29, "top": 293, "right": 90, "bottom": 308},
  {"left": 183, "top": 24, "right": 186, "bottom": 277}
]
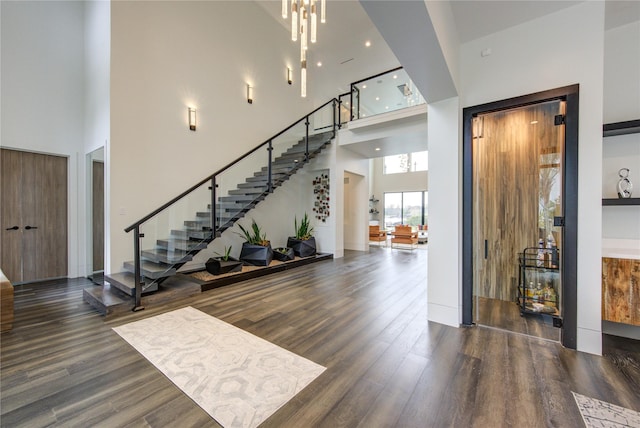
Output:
[{"left": 282, "top": 0, "right": 326, "bottom": 97}]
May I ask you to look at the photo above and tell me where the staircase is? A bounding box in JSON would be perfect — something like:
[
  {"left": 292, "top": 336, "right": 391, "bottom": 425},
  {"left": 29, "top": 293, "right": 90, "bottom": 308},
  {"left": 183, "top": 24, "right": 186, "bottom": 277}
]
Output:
[{"left": 104, "top": 130, "right": 335, "bottom": 298}]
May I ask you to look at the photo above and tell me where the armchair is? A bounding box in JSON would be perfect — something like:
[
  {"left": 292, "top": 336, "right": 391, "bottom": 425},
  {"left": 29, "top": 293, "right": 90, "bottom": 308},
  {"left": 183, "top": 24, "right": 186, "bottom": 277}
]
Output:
[
  {"left": 369, "top": 225, "right": 387, "bottom": 247},
  {"left": 391, "top": 225, "right": 418, "bottom": 250}
]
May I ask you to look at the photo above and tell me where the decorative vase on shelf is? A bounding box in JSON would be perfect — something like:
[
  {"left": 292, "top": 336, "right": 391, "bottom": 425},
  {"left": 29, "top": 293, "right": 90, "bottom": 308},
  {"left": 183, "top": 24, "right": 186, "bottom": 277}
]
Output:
[{"left": 617, "top": 168, "right": 633, "bottom": 199}]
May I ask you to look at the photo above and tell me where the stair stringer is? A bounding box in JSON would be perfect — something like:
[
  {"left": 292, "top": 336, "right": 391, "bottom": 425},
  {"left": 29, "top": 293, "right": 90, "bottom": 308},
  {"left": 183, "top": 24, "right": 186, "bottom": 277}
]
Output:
[{"left": 110, "top": 134, "right": 335, "bottom": 296}]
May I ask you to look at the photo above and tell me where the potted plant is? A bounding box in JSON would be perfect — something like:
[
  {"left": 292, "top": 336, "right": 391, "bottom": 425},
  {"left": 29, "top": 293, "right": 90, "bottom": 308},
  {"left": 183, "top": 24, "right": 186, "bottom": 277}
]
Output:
[
  {"left": 237, "top": 220, "right": 273, "bottom": 266},
  {"left": 205, "top": 246, "right": 243, "bottom": 275},
  {"left": 273, "top": 246, "right": 295, "bottom": 262},
  {"left": 287, "top": 213, "right": 316, "bottom": 257}
]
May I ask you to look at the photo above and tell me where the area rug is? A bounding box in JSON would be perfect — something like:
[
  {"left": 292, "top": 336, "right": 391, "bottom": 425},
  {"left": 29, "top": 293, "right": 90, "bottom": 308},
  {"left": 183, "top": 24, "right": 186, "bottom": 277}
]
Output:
[
  {"left": 573, "top": 392, "right": 640, "bottom": 428},
  {"left": 113, "top": 306, "right": 325, "bottom": 428}
]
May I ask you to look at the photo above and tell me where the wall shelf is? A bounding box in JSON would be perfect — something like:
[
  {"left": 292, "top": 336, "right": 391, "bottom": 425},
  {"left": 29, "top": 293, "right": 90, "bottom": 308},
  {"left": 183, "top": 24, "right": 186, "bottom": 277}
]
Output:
[
  {"left": 603, "top": 119, "right": 640, "bottom": 137},
  {"left": 602, "top": 198, "right": 640, "bottom": 206}
]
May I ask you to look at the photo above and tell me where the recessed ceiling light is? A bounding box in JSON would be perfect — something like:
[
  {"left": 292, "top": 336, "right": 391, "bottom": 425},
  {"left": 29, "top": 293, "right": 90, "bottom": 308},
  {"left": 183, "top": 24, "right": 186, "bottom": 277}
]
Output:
[
  {"left": 362, "top": 84, "right": 367, "bottom": 89},
  {"left": 317, "top": 61, "right": 322, "bottom": 67},
  {"left": 375, "top": 97, "right": 380, "bottom": 101},
  {"left": 365, "top": 41, "right": 371, "bottom": 47},
  {"left": 393, "top": 74, "right": 398, "bottom": 79},
  {"left": 385, "top": 106, "right": 389, "bottom": 110},
  {"left": 345, "top": 102, "right": 350, "bottom": 106},
  {"left": 375, "top": 147, "right": 380, "bottom": 151}
]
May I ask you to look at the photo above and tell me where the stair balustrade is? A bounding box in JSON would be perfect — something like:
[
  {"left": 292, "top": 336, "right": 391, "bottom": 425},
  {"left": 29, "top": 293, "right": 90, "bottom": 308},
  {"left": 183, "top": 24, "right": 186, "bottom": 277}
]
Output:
[{"left": 121, "top": 99, "right": 338, "bottom": 310}]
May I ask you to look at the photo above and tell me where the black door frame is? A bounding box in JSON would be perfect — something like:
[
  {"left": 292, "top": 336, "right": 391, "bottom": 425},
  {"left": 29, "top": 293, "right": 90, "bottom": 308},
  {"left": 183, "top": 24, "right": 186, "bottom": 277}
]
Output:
[{"left": 462, "top": 85, "right": 579, "bottom": 349}]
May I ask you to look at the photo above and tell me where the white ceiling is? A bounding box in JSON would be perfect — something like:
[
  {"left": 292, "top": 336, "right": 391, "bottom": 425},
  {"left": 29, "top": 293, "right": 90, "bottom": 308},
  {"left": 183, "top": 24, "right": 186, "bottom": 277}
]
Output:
[{"left": 257, "top": 0, "right": 639, "bottom": 158}]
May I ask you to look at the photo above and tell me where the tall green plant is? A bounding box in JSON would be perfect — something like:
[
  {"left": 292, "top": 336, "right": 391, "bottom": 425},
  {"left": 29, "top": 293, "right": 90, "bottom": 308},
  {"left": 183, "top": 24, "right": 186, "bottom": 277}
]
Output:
[
  {"left": 294, "top": 213, "right": 314, "bottom": 240},
  {"left": 237, "top": 220, "right": 269, "bottom": 246}
]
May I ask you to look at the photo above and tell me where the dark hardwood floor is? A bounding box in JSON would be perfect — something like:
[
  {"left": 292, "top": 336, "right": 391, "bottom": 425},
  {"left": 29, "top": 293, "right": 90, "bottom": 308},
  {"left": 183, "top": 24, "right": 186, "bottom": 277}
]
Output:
[
  {"left": 475, "top": 296, "right": 561, "bottom": 342},
  {"left": 1, "top": 248, "right": 639, "bottom": 427}
]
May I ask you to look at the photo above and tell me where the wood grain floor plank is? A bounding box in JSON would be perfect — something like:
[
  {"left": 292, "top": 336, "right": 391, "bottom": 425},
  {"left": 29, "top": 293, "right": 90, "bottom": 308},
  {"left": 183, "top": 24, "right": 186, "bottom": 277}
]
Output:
[{"left": 1, "top": 249, "right": 639, "bottom": 427}]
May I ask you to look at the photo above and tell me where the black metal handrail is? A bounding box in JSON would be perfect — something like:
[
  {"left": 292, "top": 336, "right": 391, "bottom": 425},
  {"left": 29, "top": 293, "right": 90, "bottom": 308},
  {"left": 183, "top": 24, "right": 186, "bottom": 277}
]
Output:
[
  {"left": 123, "top": 66, "right": 415, "bottom": 311},
  {"left": 126, "top": 98, "right": 339, "bottom": 311},
  {"left": 350, "top": 66, "right": 403, "bottom": 87},
  {"left": 125, "top": 97, "right": 338, "bottom": 233}
]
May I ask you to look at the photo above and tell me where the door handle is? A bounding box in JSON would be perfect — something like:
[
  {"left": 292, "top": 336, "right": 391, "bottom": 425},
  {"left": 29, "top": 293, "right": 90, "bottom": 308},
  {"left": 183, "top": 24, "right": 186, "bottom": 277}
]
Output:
[
  {"left": 5, "top": 226, "right": 19, "bottom": 231},
  {"left": 25, "top": 225, "right": 38, "bottom": 230},
  {"left": 484, "top": 240, "right": 488, "bottom": 259}
]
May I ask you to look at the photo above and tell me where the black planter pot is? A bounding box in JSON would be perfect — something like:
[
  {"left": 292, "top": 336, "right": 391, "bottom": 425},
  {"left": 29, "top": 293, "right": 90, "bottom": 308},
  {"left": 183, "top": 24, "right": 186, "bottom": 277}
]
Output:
[
  {"left": 205, "top": 257, "right": 243, "bottom": 275},
  {"left": 287, "top": 237, "right": 316, "bottom": 258},
  {"left": 273, "top": 247, "right": 295, "bottom": 262},
  {"left": 239, "top": 243, "right": 274, "bottom": 266}
]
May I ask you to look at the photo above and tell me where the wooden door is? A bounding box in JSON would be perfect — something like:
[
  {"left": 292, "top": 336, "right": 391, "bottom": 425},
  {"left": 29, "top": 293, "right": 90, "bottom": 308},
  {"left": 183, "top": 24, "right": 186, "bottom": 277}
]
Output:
[
  {"left": 92, "top": 160, "right": 104, "bottom": 272},
  {"left": 0, "top": 149, "right": 67, "bottom": 283},
  {"left": 1, "top": 149, "right": 24, "bottom": 281},
  {"left": 472, "top": 101, "right": 564, "bottom": 303}
]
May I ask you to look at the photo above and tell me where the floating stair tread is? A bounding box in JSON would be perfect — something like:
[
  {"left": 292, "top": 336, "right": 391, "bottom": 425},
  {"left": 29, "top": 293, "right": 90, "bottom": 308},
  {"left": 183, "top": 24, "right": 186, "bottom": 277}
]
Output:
[
  {"left": 141, "top": 249, "right": 193, "bottom": 264},
  {"left": 156, "top": 239, "right": 208, "bottom": 252},
  {"left": 105, "top": 272, "right": 159, "bottom": 296},
  {"left": 170, "top": 229, "right": 212, "bottom": 240},
  {"left": 123, "top": 260, "right": 177, "bottom": 279},
  {"left": 83, "top": 284, "right": 131, "bottom": 317}
]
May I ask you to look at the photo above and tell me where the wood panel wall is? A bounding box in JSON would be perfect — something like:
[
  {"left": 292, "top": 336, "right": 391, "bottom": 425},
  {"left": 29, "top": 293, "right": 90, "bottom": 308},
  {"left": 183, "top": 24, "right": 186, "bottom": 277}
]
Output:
[
  {"left": 473, "top": 101, "right": 563, "bottom": 302},
  {"left": 602, "top": 257, "right": 640, "bottom": 326}
]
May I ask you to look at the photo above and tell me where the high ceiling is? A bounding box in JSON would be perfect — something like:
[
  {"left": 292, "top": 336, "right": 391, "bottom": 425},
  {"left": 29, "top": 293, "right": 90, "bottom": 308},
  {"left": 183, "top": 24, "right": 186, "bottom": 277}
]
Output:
[
  {"left": 258, "top": 0, "right": 639, "bottom": 101},
  {"left": 257, "top": 0, "right": 639, "bottom": 158}
]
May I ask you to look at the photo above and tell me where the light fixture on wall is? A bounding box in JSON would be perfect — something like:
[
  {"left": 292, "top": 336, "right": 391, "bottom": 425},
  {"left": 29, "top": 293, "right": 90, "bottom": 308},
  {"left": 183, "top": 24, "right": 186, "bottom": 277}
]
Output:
[
  {"left": 247, "top": 84, "right": 253, "bottom": 104},
  {"left": 282, "top": 0, "right": 327, "bottom": 97},
  {"left": 188, "top": 107, "right": 196, "bottom": 131},
  {"left": 287, "top": 67, "right": 293, "bottom": 85}
]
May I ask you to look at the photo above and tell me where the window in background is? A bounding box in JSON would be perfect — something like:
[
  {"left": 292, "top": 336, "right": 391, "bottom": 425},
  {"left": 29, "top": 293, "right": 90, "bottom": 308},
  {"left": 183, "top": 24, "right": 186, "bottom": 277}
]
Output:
[
  {"left": 383, "top": 151, "right": 428, "bottom": 174},
  {"left": 384, "top": 193, "right": 402, "bottom": 229},
  {"left": 384, "top": 191, "right": 428, "bottom": 229},
  {"left": 403, "top": 192, "right": 423, "bottom": 225}
]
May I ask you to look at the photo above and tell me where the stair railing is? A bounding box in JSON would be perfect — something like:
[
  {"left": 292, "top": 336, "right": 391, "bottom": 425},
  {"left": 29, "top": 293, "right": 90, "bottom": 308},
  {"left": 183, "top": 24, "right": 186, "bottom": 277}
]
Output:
[{"left": 124, "top": 98, "right": 338, "bottom": 311}]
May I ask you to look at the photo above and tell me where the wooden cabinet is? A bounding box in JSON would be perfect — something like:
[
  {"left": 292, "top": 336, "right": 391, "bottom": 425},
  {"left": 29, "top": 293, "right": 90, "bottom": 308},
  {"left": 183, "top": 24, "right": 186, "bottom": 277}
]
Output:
[
  {"left": 602, "top": 257, "right": 640, "bottom": 326},
  {"left": 0, "top": 149, "right": 68, "bottom": 283}
]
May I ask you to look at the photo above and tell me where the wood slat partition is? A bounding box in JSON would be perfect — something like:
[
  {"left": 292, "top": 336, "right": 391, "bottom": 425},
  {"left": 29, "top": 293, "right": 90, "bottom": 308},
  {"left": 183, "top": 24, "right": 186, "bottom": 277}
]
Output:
[{"left": 473, "top": 101, "right": 563, "bottom": 302}]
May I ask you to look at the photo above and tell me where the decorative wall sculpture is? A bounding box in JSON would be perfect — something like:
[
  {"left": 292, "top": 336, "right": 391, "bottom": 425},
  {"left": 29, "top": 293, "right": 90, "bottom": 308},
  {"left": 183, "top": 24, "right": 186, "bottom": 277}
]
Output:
[{"left": 313, "top": 172, "right": 330, "bottom": 222}]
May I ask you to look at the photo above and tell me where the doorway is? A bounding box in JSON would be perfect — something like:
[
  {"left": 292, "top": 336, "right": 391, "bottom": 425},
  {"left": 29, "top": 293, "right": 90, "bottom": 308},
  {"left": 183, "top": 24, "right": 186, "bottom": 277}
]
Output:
[
  {"left": 343, "top": 171, "right": 367, "bottom": 251},
  {"left": 87, "top": 147, "right": 105, "bottom": 281},
  {"left": 462, "top": 85, "right": 579, "bottom": 349}
]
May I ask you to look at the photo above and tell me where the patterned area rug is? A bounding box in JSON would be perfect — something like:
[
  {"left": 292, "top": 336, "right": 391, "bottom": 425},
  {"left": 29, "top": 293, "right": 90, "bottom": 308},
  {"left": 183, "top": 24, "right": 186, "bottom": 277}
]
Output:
[
  {"left": 113, "top": 307, "right": 325, "bottom": 428},
  {"left": 573, "top": 392, "right": 640, "bottom": 428}
]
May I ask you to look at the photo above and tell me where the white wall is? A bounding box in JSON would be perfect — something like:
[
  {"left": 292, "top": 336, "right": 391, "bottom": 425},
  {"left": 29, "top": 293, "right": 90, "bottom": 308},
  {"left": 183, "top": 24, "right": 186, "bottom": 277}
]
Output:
[
  {"left": 109, "top": 1, "right": 314, "bottom": 272},
  {"left": 84, "top": 1, "right": 110, "bottom": 155},
  {"left": 460, "top": 1, "right": 605, "bottom": 354},
  {"left": 83, "top": 1, "right": 110, "bottom": 276},
  {"left": 603, "top": 21, "right": 640, "bottom": 123},
  {"left": 602, "top": 21, "right": 640, "bottom": 242},
  {"left": 427, "top": 96, "right": 460, "bottom": 327},
  {"left": 1, "top": 0, "right": 86, "bottom": 278}
]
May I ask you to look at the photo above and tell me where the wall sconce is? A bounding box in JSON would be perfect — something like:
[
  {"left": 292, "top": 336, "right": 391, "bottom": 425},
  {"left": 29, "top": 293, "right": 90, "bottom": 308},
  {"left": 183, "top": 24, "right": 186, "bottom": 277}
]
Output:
[
  {"left": 188, "top": 107, "right": 196, "bottom": 131},
  {"left": 247, "top": 84, "right": 253, "bottom": 104},
  {"left": 287, "top": 67, "right": 293, "bottom": 85}
]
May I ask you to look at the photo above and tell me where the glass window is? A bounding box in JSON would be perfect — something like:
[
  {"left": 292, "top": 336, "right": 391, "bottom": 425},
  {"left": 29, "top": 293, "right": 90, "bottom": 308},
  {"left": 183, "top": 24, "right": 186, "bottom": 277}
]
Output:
[
  {"left": 383, "top": 191, "right": 428, "bottom": 229},
  {"left": 411, "top": 151, "right": 428, "bottom": 172},
  {"left": 384, "top": 193, "right": 402, "bottom": 229},
  {"left": 403, "top": 192, "right": 423, "bottom": 225},
  {"left": 383, "top": 151, "right": 428, "bottom": 174}
]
